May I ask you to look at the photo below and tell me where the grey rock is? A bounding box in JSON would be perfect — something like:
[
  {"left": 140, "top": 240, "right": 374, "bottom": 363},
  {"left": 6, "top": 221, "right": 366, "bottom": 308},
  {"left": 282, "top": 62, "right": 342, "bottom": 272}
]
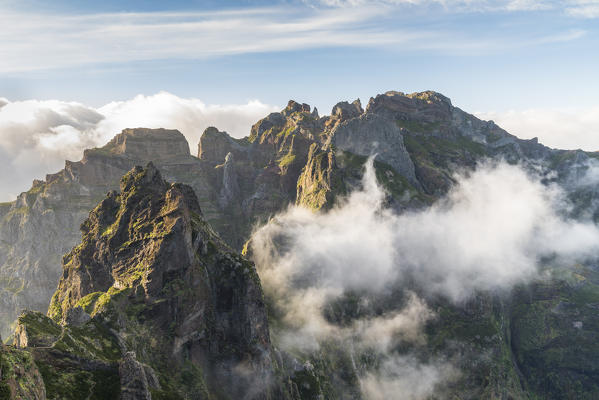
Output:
[
  {"left": 331, "top": 99, "right": 363, "bottom": 121},
  {"left": 198, "top": 127, "right": 247, "bottom": 162},
  {"left": 283, "top": 100, "right": 311, "bottom": 116},
  {"left": 64, "top": 306, "right": 90, "bottom": 327},
  {"left": 119, "top": 352, "right": 152, "bottom": 400},
  {"left": 332, "top": 113, "right": 420, "bottom": 187}
]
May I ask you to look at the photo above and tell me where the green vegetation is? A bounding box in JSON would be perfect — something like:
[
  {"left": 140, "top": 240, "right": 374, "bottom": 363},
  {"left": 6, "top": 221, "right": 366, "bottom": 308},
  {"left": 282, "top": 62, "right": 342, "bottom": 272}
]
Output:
[
  {"left": 36, "top": 359, "right": 120, "bottom": 400},
  {"left": 0, "top": 345, "right": 44, "bottom": 399},
  {"left": 276, "top": 126, "right": 295, "bottom": 139},
  {"left": 75, "top": 292, "right": 104, "bottom": 314},
  {"left": 278, "top": 152, "right": 297, "bottom": 168},
  {"left": 396, "top": 119, "right": 440, "bottom": 133}
]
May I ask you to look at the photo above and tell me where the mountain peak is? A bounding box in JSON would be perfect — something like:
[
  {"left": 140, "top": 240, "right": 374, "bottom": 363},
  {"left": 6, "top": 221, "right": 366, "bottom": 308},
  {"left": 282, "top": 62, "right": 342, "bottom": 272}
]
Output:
[
  {"left": 283, "top": 100, "right": 311, "bottom": 116},
  {"left": 42, "top": 162, "right": 275, "bottom": 398},
  {"left": 86, "top": 128, "right": 190, "bottom": 161}
]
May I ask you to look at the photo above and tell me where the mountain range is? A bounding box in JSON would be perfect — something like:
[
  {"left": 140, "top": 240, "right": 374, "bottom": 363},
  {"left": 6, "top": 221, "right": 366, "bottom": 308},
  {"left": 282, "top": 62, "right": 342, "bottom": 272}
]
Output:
[{"left": 2, "top": 90, "right": 599, "bottom": 399}]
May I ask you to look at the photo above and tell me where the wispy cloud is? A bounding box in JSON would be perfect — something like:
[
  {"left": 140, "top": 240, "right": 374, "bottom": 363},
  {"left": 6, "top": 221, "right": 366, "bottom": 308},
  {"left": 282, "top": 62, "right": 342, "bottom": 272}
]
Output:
[
  {"left": 308, "top": 0, "right": 554, "bottom": 12},
  {"left": 566, "top": 0, "right": 599, "bottom": 18},
  {"left": 311, "top": 0, "right": 599, "bottom": 17},
  {"left": 0, "top": 3, "right": 587, "bottom": 74}
]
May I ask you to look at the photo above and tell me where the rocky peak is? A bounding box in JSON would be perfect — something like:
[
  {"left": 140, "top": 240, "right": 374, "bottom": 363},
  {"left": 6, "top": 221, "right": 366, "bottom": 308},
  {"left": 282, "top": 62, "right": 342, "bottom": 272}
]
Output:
[
  {"left": 283, "top": 100, "right": 311, "bottom": 116},
  {"left": 249, "top": 112, "right": 287, "bottom": 143},
  {"left": 198, "top": 126, "right": 246, "bottom": 162},
  {"left": 365, "top": 90, "right": 453, "bottom": 124},
  {"left": 119, "top": 161, "right": 167, "bottom": 195},
  {"left": 331, "top": 99, "right": 363, "bottom": 121},
  {"left": 87, "top": 128, "right": 190, "bottom": 161},
  {"left": 46, "top": 163, "right": 277, "bottom": 398}
]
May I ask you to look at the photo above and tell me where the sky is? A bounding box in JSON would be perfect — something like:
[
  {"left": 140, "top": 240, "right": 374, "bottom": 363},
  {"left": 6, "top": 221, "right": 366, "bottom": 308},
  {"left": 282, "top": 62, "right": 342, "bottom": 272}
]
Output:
[{"left": 1, "top": 0, "right": 599, "bottom": 199}]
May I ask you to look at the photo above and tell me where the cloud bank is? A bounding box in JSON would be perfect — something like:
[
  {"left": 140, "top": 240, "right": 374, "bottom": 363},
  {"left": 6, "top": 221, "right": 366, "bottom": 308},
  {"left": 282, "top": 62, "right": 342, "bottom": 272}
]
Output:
[
  {"left": 0, "top": 92, "right": 277, "bottom": 201},
  {"left": 250, "top": 157, "right": 599, "bottom": 398},
  {"left": 477, "top": 106, "right": 599, "bottom": 151}
]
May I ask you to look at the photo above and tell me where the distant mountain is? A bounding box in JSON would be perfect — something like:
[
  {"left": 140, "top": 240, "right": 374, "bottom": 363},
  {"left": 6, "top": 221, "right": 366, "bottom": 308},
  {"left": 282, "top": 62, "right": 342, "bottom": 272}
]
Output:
[{"left": 2, "top": 90, "right": 599, "bottom": 399}]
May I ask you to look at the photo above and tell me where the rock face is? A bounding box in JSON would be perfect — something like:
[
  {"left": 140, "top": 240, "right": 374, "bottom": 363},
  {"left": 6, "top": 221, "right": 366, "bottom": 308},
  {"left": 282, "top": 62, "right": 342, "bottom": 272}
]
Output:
[
  {"left": 119, "top": 352, "right": 153, "bottom": 400},
  {"left": 331, "top": 113, "right": 420, "bottom": 187},
  {"left": 296, "top": 144, "right": 341, "bottom": 209},
  {"left": 105, "top": 128, "right": 191, "bottom": 161},
  {"left": 218, "top": 152, "right": 240, "bottom": 208}
]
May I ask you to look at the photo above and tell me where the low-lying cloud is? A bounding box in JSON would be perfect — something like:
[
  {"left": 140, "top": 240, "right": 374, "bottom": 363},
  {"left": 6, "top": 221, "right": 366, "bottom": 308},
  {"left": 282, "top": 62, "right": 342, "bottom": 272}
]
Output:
[
  {"left": 477, "top": 106, "right": 599, "bottom": 151},
  {"left": 250, "top": 156, "right": 599, "bottom": 398},
  {"left": 0, "top": 92, "right": 277, "bottom": 201},
  {"left": 360, "top": 356, "right": 458, "bottom": 400}
]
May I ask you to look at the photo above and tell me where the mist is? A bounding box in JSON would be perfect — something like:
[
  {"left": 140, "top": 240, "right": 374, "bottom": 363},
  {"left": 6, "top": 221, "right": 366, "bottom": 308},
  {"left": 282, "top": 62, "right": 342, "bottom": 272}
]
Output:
[{"left": 250, "top": 156, "right": 599, "bottom": 398}]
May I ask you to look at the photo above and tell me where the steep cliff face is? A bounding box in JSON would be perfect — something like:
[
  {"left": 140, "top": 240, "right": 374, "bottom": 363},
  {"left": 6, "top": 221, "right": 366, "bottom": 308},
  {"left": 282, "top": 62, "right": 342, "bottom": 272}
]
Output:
[{"left": 14, "top": 163, "right": 290, "bottom": 400}]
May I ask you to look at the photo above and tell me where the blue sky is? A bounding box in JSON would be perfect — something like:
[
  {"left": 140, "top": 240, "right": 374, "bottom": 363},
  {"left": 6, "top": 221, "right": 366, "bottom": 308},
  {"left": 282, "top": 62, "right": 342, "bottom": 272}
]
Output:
[{"left": 2, "top": 0, "right": 598, "bottom": 113}]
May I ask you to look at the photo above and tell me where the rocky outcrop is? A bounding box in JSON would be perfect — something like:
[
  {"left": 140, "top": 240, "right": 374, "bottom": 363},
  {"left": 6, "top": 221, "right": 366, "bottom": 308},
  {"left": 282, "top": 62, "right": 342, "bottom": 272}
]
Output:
[
  {"left": 103, "top": 128, "right": 191, "bottom": 162},
  {"left": 119, "top": 352, "right": 154, "bottom": 400},
  {"left": 43, "top": 163, "right": 284, "bottom": 399},
  {"left": 366, "top": 90, "right": 453, "bottom": 124},
  {"left": 198, "top": 126, "right": 248, "bottom": 162},
  {"left": 296, "top": 144, "right": 341, "bottom": 210}
]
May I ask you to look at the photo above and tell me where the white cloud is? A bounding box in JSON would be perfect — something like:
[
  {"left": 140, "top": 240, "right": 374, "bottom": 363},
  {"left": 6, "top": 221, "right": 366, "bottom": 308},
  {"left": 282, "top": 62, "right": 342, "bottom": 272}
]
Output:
[
  {"left": 0, "top": 3, "right": 587, "bottom": 74},
  {"left": 250, "top": 157, "right": 599, "bottom": 397},
  {"left": 252, "top": 158, "right": 599, "bottom": 308},
  {"left": 0, "top": 92, "right": 278, "bottom": 201},
  {"left": 476, "top": 106, "right": 599, "bottom": 151},
  {"left": 360, "top": 356, "right": 458, "bottom": 400},
  {"left": 252, "top": 156, "right": 599, "bottom": 353},
  {"left": 310, "top": 0, "right": 554, "bottom": 12},
  {"left": 312, "top": 0, "right": 599, "bottom": 17},
  {"left": 566, "top": 0, "right": 599, "bottom": 18}
]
